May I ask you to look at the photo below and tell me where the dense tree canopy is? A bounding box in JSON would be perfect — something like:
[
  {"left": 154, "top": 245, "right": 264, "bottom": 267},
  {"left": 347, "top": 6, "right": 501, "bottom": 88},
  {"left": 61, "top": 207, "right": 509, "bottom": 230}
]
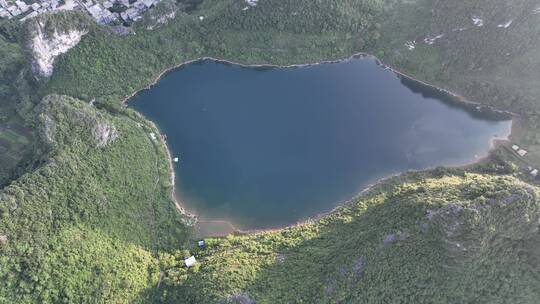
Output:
[{"left": 0, "top": 0, "right": 539, "bottom": 302}]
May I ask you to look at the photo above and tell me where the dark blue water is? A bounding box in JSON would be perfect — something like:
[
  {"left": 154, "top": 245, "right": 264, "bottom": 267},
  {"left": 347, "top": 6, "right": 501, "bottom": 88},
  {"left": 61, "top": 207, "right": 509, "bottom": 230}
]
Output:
[{"left": 130, "top": 57, "right": 511, "bottom": 229}]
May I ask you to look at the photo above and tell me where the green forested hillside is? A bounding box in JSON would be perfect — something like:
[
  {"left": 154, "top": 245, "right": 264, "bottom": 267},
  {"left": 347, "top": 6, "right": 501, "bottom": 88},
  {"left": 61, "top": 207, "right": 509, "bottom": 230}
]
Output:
[
  {"left": 0, "top": 95, "right": 188, "bottom": 303},
  {"left": 0, "top": 27, "right": 34, "bottom": 186},
  {"left": 0, "top": 0, "right": 539, "bottom": 303},
  {"left": 43, "top": 0, "right": 540, "bottom": 162},
  {"left": 375, "top": 0, "right": 540, "bottom": 164},
  {"left": 159, "top": 172, "right": 540, "bottom": 303},
  {"left": 43, "top": 0, "right": 383, "bottom": 101}
]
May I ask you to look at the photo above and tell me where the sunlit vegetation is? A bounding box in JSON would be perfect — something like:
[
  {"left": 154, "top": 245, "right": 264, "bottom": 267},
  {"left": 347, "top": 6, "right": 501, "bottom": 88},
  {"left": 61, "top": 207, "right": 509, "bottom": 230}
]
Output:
[
  {"left": 0, "top": 95, "right": 188, "bottom": 303},
  {"left": 0, "top": 0, "right": 539, "bottom": 302},
  {"left": 158, "top": 172, "right": 540, "bottom": 303}
]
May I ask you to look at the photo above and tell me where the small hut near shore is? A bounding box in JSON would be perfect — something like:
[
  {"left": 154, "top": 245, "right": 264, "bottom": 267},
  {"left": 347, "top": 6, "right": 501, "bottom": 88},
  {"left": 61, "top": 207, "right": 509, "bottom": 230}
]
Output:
[{"left": 184, "top": 256, "right": 196, "bottom": 267}]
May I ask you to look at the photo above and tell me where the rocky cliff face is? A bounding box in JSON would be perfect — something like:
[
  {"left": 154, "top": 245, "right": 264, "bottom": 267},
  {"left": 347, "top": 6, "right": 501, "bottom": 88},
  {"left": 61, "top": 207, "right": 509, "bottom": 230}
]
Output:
[
  {"left": 39, "top": 95, "right": 119, "bottom": 148},
  {"left": 28, "top": 19, "right": 87, "bottom": 78},
  {"left": 92, "top": 122, "right": 119, "bottom": 148}
]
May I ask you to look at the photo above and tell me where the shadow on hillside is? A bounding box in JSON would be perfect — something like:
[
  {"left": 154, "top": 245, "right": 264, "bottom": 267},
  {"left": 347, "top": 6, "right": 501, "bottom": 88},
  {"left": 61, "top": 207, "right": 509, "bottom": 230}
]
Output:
[{"left": 147, "top": 171, "right": 540, "bottom": 304}]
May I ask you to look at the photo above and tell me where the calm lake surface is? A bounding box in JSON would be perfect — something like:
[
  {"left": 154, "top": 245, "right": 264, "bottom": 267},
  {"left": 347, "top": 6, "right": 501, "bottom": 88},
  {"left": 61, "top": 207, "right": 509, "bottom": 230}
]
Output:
[{"left": 130, "top": 57, "right": 511, "bottom": 230}]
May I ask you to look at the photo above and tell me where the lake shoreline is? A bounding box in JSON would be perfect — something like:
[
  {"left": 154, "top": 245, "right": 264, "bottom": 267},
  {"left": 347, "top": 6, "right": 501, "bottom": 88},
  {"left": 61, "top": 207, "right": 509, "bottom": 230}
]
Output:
[
  {"left": 123, "top": 53, "right": 519, "bottom": 238},
  {"left": 194, "top": 135, "right": 509, "bottom": 236},
  {"left": 122, "top": 53, "right": 516, "bottom": 119}
]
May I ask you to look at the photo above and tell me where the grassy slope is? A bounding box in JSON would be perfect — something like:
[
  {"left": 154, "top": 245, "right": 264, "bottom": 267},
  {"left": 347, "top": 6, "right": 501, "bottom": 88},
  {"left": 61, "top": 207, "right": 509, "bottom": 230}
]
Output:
[{"left": 0, "top": 0, "right": 538, "bottom": 303}]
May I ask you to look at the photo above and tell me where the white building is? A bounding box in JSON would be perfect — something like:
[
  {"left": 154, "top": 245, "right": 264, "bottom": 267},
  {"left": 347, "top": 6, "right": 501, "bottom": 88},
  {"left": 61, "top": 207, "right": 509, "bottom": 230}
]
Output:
[
  {"left": 142, "top": 0, "right": 154, "bottom": 8},
  {"left": 531, "top": 169, "right": 538, "bottom": 177},
  {"left": 125, "top": 7, "right": 139, "bottom": 20},
  {"left": 184, "top": 256, "right": 196, "bottom": 267},
  {"left": 0, "top": 8, "right": 10, "bottom": 18},
  {"left": 103, "top": 1, "right": 113, "bottom": 9},
  {"left": 0, "top": 0, "right": 162, "bottom": 23},
  {"left": 246, "top": 0, "right": 258, "bottom": 6},
  {"left": 517, "top": 149, "right": 528, "bottom": 157},
  {"left": 20, "top": 10, "right": 38, "bottom": 21},
  {"left": 15, "top": 0, "right": 29, "bottom": 12},
  {"left": 511, "top": 145, "right": 519, "bottom": 151}
]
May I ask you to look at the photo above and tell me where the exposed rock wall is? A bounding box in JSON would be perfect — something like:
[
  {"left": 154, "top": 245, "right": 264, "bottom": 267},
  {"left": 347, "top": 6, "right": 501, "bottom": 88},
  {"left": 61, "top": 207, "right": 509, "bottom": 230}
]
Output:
[
  {"left": 28, "top": 19, "right": 87, "bottom": 78},
  {"left": 92, "top": 123, "right": 118, "bottom": 147}
]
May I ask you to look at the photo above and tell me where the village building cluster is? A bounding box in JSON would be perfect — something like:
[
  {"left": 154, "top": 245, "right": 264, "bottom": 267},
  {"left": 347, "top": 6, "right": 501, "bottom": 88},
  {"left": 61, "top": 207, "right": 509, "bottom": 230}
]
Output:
[
  {"left": 512, "top": 144, "right": 528, "bottom": 157},
  {"left": 0, "top": 0, "right": 162, "bottom": 24},
  {"left": 183, "top": 240, "right": 205, "bottom": 267},
  {"left": 0, "top": 0, "right": 73, "bottom": 21},
  {"left": 86, "top": 0, "right": 163, "bottom": 24},
  {"left": 511, "top": 144, "right": 538, "bottom": 179}
]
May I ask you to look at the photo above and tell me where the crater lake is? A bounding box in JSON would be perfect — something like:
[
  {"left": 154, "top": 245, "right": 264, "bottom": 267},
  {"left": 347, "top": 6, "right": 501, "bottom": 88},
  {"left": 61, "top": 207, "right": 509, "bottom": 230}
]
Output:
[{"left": 130, "top": 57, "right": 512, "bottom": 231}]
